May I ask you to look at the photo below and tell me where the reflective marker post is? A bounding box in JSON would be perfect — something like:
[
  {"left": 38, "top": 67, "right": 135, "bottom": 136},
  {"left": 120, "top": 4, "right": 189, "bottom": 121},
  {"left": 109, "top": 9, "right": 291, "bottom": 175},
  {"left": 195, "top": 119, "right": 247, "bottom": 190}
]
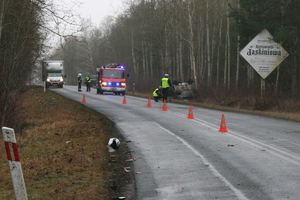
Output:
[{"left": 2, "top": 127, "right": 28, "bottom": 200}]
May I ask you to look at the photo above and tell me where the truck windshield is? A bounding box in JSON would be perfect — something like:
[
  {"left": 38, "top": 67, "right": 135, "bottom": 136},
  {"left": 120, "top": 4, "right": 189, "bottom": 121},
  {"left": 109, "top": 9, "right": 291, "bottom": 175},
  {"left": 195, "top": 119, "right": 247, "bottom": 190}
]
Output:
[
  {"left": 103, "top": 69, "right": 124, "bottom": 78},
  {"left": 48, "top": 73, "right": 62, "bottom": 77}
]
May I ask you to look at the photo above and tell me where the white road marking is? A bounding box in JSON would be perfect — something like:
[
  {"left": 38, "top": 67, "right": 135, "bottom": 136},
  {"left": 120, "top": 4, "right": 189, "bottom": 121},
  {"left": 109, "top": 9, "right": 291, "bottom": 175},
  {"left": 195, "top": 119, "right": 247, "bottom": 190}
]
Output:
[
  {"left": 173, "top": 111, "right": 300, "bottom": 166},
  {"left": 156, "top": 123, "right": 249, "bottom": 200}
]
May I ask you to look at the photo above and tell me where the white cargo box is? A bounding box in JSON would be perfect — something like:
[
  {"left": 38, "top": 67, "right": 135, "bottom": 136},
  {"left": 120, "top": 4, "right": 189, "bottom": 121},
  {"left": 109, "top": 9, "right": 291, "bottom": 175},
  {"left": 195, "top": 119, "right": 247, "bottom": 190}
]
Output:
[{"left": 45, "top": 60, "right": 64, "bottom": 71}]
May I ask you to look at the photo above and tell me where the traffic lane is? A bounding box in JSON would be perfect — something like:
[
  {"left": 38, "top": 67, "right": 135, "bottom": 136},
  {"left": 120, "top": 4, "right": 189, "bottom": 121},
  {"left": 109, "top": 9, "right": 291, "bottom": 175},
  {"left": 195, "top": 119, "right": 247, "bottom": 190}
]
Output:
[
  {"left": 53, "top": 87, "right": 247, "bottom": 199},
  {"left": 53, "top": 86, "right": 300, "bottom": 199},
  {"left": 118, "top": 121, "right": 247, "bottom": 200},
  {"left": 111, "top": 97, "right": 300, "bottom": 199},
  {"left": 159, "top": 107, "right": 300, "bottom": 200},
  {"left": 121, "top": 107, "right": 267, "bottom": 200},
  {"left": 84, "top": 97, "right": 251, "bottom": 199},
  {"left": 225, "top": 112, "right": 300, "bottom": 159}
]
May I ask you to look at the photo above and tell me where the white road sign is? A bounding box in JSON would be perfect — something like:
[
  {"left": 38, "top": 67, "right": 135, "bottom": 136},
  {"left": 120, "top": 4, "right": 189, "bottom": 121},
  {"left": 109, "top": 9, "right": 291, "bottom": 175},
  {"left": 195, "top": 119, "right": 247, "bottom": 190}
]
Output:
[
  {"left": 240, "top": 29, "right": 289, "bottom": 79},
  {"left": 2, "top": 127, "right": 28, "bottom": 200}
]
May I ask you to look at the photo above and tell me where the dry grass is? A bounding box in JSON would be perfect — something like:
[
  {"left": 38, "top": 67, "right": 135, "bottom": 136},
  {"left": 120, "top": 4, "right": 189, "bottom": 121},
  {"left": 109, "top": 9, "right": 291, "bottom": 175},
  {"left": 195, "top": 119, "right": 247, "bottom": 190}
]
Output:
[{"left": 0, "top": 86, "right": 133, "bottom": 200}]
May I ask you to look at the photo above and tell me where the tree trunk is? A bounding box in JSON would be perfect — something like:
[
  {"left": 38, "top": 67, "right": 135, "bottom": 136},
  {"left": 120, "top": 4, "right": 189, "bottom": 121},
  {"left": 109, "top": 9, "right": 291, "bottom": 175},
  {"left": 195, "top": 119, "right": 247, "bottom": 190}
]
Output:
[
  {"left": 226, "top": 1, "right": 231, "bottom": 89},
  {"left": 235, "top": 0, "right": 240, "bottom": 90},
  {"left": 224, "top": 31, "right": 228, "bottom": 86},
  {"left": 142, "top": 40, "right": 146, "bottom": 78},
  {"left": 291, "top": 53, "right": 297, "bottom": 97},
  {"left": 216, "top": 17, "right": 223, "bottom": 87},
  {"left": 188, "top": 1, "right": 197, "bottom": 88},
  {"left": 131, "top": 30, "right": 137, "bottom": 80},
  {"left": 275, "top": 65, "right": 279, "bottom": 94},
  {"left": 206, "top": 0, "right": 211, "bottom": 87},
  {"left": 150, "top": 42, "right": 153, "bottom": 78},
  {"left": 0, "top": 0, "right": 5, "bottom": 40}
]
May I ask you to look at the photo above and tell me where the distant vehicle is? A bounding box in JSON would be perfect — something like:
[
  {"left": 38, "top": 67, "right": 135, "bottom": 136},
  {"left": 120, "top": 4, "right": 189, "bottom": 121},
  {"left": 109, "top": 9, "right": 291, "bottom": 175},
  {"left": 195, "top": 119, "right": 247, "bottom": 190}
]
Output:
[
  {"left": 42, "top": 60, "right": 66, "bottom": 88},
  {"left": 90, "top": 75, "right": 97, "bottom": 87},
  {"left": 96, "top": 63, "right": 128, "bottom": 95}
]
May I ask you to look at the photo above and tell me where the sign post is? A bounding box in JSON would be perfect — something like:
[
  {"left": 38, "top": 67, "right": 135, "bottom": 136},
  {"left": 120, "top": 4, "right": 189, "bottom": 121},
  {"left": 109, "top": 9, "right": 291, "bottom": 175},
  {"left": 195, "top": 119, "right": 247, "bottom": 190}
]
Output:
[
  {"left": 2, "top": 127, "right": 28, "bottom": 200},
  {"left": 240, "top": 29, "right": 289, "bottom": 99}
]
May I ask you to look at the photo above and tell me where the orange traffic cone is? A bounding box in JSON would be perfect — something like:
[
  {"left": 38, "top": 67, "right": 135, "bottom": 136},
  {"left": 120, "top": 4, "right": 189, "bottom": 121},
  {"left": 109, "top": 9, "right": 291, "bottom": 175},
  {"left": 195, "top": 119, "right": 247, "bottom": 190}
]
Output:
[
  {"left": 162, "top": 100, "right": 168, "bottom": 111},
  {"left": 122, "top": 95, "right": 127, "bottom": 104},
  {"left": 218, "top": 114, "right": 228, "bottom": 132},
  {"left": 146, "top": 97, "right": 152, "bottom": 107},
  {"left": 187, "top": 105, "right": 194, "bottom": 119},
  {"left": 82, "top": 94, "right": 87, "bottom": 103}
]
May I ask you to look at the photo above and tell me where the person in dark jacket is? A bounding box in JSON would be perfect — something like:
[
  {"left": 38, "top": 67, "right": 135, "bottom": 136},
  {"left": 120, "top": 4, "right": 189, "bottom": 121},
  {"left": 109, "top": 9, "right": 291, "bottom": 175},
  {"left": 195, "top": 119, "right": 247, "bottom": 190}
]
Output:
[
  {"left": 153, "top": 86, "right": 162, "bottom": 102},
  {"left": 161, "top": 74, "right": 172, "bottom": 102},
  {"left": 78, "top": 73, "right": 82, "bottom": 92}
]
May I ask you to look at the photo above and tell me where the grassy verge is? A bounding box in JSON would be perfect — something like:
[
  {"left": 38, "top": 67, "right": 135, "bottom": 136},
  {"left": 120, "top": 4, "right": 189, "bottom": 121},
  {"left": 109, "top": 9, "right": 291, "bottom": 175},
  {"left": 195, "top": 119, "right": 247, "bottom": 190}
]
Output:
[{"left": 0, "top": 86, "right": 134, "bottom": 200}]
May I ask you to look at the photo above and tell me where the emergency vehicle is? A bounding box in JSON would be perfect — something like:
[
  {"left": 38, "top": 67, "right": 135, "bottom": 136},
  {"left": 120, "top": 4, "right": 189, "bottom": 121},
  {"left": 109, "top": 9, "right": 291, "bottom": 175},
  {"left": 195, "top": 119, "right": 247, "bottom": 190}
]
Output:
[{"left": 96, "top": 63, "right": 128, "bottom": 95}]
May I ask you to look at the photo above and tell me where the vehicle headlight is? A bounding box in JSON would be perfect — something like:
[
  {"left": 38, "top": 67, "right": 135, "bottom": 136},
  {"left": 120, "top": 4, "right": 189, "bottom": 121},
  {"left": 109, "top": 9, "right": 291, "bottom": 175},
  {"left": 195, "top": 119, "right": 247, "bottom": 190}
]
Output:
[
  {"left": 102, "top": 82, "right": 107, "bottom": 86},
  {"left": 46, "top": 78, "right": 50, "bottom": 82},
  {"left": 121, "top": 83, "right": 126, "bottom": 87},
  {"left": 60, "top": 78, "right": 63, "bottom": 82}
]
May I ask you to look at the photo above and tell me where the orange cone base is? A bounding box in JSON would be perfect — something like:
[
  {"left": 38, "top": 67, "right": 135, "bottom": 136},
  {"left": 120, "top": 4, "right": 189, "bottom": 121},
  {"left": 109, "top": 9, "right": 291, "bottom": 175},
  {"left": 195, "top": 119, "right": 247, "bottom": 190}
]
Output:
[
  {"left": 218, "top": 127, "right": 228, "bottom": 132},
  {"left": 187, "top": 114, "right": 194, "bottom": 119},
  {"left": 162, "top": 101, "right": 168, "bottom": 111}
]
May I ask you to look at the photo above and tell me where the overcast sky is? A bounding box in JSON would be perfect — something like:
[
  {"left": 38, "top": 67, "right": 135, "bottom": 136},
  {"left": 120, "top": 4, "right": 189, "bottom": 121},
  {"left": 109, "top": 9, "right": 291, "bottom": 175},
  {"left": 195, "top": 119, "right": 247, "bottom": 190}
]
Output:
[
  {"left": 54, "top": 0, "right": 127, "bottom": 26},
  {"left": 48, "top": 0, "right": 128, "bottom": 49}
]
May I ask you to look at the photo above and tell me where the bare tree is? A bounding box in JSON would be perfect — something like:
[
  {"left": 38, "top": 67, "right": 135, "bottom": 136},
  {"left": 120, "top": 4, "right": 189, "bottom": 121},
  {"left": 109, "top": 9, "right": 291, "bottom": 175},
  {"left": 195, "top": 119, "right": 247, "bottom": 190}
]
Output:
[
  {"left": 206, "top": 0, "right": 212, "bottom": 87},
  {"left": 0, "top": 0, "right": 43, "bottom": 126},
  {"left": 0, "top": 0, "right": 6, "bottom": 40}
]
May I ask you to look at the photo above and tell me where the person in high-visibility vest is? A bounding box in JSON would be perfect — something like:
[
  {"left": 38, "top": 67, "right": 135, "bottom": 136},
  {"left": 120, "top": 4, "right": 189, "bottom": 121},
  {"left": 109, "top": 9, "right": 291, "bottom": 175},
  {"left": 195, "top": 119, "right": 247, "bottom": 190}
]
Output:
[
  {"left": 78, "top": 73, "right": 82, "bottom": 92},
  {"left": 161, "top": 74, "right": 172, "bottom": 102},
  {"left": 85, "top": 73, "right": 91, "bottom": 92},
  {"left": 153, "top": 86, "right": 162, "bottom": 102}
]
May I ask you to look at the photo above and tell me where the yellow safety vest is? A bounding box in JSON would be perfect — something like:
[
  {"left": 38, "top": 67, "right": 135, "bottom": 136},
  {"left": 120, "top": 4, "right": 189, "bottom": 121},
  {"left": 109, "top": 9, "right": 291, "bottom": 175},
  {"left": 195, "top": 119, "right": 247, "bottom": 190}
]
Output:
[
  {"left": 161, "top": 78, "right": 170, "bottom": 88},
  {"left": 153, "top": 88, "right": 160, "bottom": 97},
  {"left": 86, "top": 76, "right": 91, "bottom": 82}
]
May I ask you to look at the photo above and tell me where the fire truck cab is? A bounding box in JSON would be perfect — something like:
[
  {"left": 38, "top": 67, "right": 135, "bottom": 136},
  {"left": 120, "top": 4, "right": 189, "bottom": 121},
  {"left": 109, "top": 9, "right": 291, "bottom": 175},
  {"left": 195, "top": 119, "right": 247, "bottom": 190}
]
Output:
[{"left": 96, "top": 63, "right": 127, "bottom": 95}]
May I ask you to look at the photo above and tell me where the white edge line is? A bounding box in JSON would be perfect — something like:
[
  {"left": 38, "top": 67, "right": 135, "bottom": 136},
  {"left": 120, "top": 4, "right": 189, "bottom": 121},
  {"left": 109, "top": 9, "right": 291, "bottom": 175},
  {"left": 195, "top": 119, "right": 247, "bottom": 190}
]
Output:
[
  {"left": 156, "top": 122, "right": 249, "bottom": 200},
  {"left": 173, "top": 112, "right": 300, "bottom": 166}
]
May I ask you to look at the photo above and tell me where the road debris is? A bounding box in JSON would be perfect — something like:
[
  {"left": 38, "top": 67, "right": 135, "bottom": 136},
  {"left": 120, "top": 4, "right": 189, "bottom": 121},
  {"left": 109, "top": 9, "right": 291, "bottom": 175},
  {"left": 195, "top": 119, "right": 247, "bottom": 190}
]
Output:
[
  {"left": 107, "top": 138, "right": 120, "bottom": 152},
  {"left": 111, "top": 197, "right": 126, "bottom": 199},
  {"left": 126, "top": 158, "right": 136, "bottom": 162},
  {"left": 124, "top": 167, "right": 131, "bottom": 172}
]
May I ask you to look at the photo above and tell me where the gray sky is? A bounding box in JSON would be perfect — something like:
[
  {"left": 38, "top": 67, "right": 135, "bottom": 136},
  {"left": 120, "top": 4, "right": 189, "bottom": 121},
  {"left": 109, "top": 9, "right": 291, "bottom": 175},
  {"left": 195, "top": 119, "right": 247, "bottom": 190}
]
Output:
[
  {"left": 54, "top": 0, "right": 127, "bottom": 26},
  {"left": 48, "top": 0, "right": 127, "bottom": 48}
]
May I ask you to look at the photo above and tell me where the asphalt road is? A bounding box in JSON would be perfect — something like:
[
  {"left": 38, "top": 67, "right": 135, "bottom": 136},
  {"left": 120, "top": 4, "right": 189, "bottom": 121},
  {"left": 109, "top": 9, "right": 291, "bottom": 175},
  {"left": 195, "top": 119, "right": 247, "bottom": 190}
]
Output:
[{"left": 51, "top": 85, "right": 300, "bottom": 200}]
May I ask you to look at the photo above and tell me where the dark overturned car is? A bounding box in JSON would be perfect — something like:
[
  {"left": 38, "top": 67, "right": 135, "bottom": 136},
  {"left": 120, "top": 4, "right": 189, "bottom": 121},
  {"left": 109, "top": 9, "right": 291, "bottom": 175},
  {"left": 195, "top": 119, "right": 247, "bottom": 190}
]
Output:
[
  {"left": 170, "top": 80, "right": 195, "bottom": 99},
  {"left": 90, "top": 75, "right": 97, "bottom": 87}
]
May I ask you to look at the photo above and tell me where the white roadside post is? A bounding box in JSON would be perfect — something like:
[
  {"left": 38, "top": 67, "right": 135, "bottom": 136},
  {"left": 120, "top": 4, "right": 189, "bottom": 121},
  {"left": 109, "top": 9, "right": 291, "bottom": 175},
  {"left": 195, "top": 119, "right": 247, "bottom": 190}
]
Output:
[{"left": 2, "top": 127, "right": 28, "bottom": 200}]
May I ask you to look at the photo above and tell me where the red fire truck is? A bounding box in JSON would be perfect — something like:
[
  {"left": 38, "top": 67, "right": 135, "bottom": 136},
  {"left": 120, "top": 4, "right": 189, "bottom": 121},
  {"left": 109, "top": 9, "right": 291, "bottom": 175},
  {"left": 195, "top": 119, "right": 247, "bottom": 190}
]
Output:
[{"left": 96, "top": 63, "right": 128, "bottom": 95}]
